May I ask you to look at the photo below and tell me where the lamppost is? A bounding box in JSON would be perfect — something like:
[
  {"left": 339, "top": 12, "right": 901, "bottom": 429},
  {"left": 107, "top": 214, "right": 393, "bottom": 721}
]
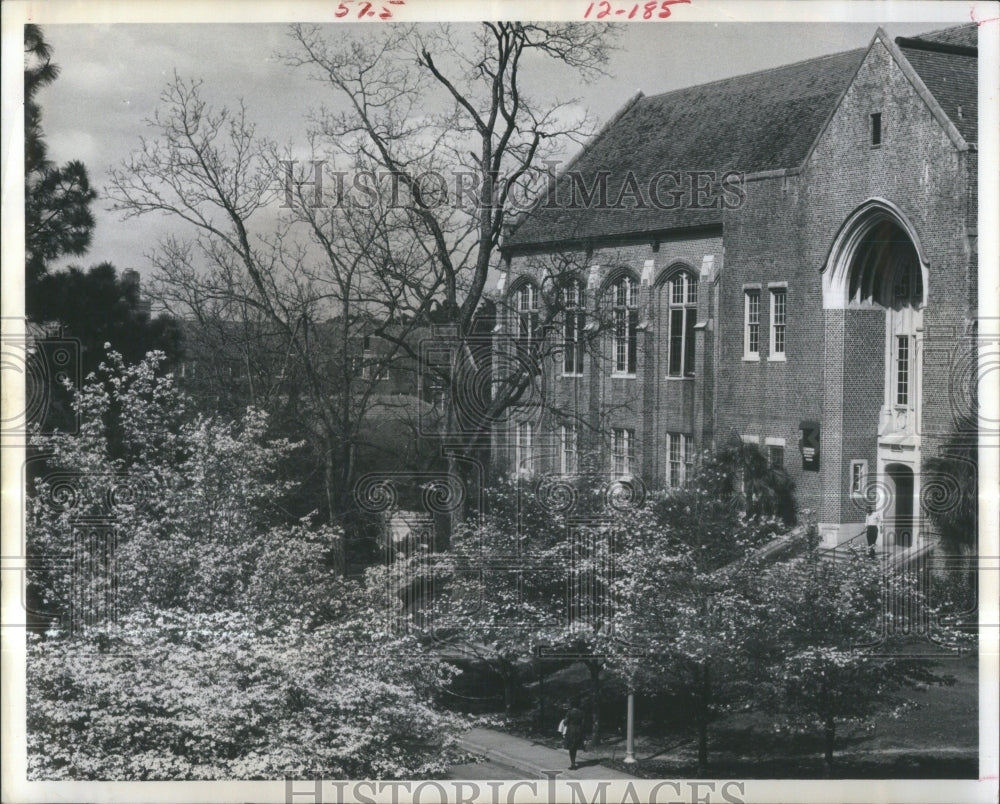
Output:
[{"left": 624, "top": 690, "right": 636, "bottom": 764}]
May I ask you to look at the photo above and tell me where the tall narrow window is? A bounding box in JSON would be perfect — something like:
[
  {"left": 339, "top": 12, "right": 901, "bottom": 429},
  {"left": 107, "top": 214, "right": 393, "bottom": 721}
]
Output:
[
  {"left": 770, "top": 288, "right": 787, "bottom": 357},
  {"left": 850, "top": 460, "right": 867, "bottom": 496},
  {"left": 870, "top": 112, "right": 882, "bottom": 147},
  {"left": 612, "top": 276, "right": 638, "bottom": 375},
  {"left": 744, "top": 289, "right": 760, "bottom": 358},
  {"left": 667, "top": 272, "right": 698, "bottom": 377},
  {"left": 666, "top": 433, "right": 693, "bottom": 487},
  {"left": 515, "top": 421, "right": 534, "bottom": 475},
  {"left": 896, "top": 335, "right": 910, "bottom": 405},
  {"left": 612, "top": 428, "right": 634, "bottom": 476},
  {"left": 560, "top": 424, "right": 579, "bottom": 475},
  {"left": 513, "top": 283, "right": 539, "bottom": 348},
  {"left": 562, "top": 280, "right": 585, "bottom": 375}
]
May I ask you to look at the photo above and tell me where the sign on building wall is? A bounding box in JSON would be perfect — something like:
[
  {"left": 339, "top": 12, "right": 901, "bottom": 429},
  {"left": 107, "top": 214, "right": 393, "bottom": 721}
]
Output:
[{"left": 799, "top": 420, "right": 820, "bottom": 471}]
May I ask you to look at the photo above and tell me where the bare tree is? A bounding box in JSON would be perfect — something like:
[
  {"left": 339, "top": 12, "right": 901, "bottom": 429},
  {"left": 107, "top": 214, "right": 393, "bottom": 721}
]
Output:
[
  {"left": 285, "top": 22, "right": 621, "bottom": 515},
  {"left": 108, "top": 23, "right": 620, "bottom": 542},
  {"left": 107, "top": 77, "right": 432, "bottom": 541}
]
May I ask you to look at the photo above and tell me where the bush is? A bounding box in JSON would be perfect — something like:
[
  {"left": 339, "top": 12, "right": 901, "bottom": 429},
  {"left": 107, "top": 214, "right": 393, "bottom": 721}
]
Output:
[{"left": 28, "top": 600, "right": 466, "bottom": 780}]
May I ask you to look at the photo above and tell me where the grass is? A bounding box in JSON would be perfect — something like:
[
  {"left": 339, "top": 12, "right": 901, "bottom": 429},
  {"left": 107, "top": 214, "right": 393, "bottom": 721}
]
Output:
[{"left": 492, "top": 651, "right": 979, "bottom": 779}]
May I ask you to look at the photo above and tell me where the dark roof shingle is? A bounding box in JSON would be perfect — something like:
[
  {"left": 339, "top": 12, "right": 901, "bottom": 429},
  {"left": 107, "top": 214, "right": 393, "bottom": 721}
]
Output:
[
  {"left": 896, "top": 27, "right": 977, "bottom": 144},
  {"left": 506, "top": 25, "right": 976, "bottom": 251},
  {"left": 907, "top": 23, "right": 978, "bottom": 49},
  {"left": 506, "top": 48, "right": 866, "bottom": 249}
]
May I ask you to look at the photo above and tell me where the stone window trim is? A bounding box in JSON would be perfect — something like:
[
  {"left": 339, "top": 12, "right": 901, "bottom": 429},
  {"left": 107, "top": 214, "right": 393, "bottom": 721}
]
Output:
[
  {"left": 743, "top": 286, "right": 761, "bottom": 361},
  {"left": 765, "top": 436, "right": 786, "bottom": 469},
  {"left": 611, "top": 427, "right": 636, "bottom": 478},
  {"left": 664, "top": 269, "right": 698, "bottom": 378},
  {"left": 850, "top": 459, "right": 869, "bottom": 498},
  {"left": 768, "top": 285, "right": 788, "bottom": 362}
]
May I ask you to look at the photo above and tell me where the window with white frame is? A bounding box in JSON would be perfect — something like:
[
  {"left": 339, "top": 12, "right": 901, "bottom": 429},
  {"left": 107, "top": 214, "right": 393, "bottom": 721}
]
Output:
[
  {"left": 560, "top": 424, "right": 579, "bottom": 475},
  {"left": 611, "top": 427, "right": 635, "bottom": 476},
  {"left": 895, "top": 335, "right": 910, "bottom": 405},
  {"left": 612, "top": 276, "right": 638, "bottom": 375},
  {"left": 512, "top": 282, "right": 539, "bottom": 347},
  {"left": 666, "top": 432, "right": 693, "bottom": 487},
  {"left": 850, "top": 460, "right": 868, "bottom": 496},
  {"left": 667, "top": 272, "right": 698, "bottom": 377},
  {"left": 744, "top": 289, "right": 760, "bottom": 358},
  {"left": 515, "top": 421, "right": 534, "bottom": 475},
  {"left": 562, "top": 280, "right": 586, "bottom": 375},
  {"left": 765, "top": 438, "right": 785, "bottom": 469},
  {"left": 769, "top": 288, "right": 787, "bottom": 358}
]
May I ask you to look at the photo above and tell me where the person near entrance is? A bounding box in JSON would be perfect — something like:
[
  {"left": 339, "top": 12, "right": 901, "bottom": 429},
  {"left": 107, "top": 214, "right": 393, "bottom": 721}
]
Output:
[{"left": 865, "top": 503, "right": 882, "bottom": 558}]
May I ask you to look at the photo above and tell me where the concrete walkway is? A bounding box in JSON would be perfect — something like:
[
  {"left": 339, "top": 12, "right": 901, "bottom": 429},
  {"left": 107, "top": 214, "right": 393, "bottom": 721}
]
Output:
[{"left": 457, "top": 727, "right": 636, "bottom": 779}]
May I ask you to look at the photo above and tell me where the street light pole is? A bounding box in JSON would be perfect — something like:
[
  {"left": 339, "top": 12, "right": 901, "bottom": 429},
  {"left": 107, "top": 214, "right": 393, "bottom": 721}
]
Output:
[{"left": 624, "top": 691, "right": 636, "bottom": 764}]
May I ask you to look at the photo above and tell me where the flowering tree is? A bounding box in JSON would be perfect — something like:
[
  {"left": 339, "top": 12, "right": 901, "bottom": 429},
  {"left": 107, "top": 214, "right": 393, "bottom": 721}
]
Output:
[
  {"left": 405, "top": 475, "right": 572, "bottom": 714},
  {"left": 28, "top": 603, "right": 464, "bottom": 780},
  {"left": 751, "top": 552, "right": 966, "bottom": 776},
  {"left": 26, "top": 351, "right": 467, "bottom": 779},
  {"left": 605, "top": 496, "right": 786, "bottom": 774}
]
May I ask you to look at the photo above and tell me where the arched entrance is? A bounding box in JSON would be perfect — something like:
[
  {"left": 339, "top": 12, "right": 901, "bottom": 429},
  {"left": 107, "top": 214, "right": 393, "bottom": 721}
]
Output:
[
  {"left": 884, "top": 463, "right": 915, "bottom": 548},
  {"left": 819, "top": 200, "right": 926, "bottom": 548}
]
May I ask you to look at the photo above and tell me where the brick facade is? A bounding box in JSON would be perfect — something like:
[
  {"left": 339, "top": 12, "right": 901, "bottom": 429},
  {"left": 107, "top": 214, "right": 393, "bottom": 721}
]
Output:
[{"left": 498, "top": 27, "right": 977, "bottom": 547}]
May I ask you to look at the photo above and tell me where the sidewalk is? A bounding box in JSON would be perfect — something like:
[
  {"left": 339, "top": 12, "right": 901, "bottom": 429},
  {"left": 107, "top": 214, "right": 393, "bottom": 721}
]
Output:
[{"left": 457, "top": 727, "right": 636, "bottom": 779}]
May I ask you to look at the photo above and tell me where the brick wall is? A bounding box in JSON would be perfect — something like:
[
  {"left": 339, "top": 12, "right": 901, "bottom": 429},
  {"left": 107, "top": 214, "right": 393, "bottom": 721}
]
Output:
[
  {"left": 502, "top": 234, "right": 722, "bottom": 482},
  {"left": 716, "top": 38, "right": 973, "bottom": 534},
  {"left": 498, "top": 36, "right": 974, "bottom": 536}
]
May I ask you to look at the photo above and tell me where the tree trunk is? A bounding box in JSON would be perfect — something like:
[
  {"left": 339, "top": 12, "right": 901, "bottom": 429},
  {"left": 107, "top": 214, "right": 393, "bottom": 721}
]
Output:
[
  {"left": 588, "top": 660, "right": 602, "bottom": 746},
  {"left": 823, "top": 719, "right": 836, "bottom": 777},
  {"left": 696, "top": 663, "right": 711, "bottom": 775},
  {"left": 503, "top": 676, "right": 515, "bottom": 715},
  {"left": 697, "top": 719, "right": 709, "bottom": 776}
]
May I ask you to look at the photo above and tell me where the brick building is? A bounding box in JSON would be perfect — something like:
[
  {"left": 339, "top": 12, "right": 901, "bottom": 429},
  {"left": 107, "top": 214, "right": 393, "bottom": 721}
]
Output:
[{"left": 495, "top": 25, "right": 978, "bottom": 549}]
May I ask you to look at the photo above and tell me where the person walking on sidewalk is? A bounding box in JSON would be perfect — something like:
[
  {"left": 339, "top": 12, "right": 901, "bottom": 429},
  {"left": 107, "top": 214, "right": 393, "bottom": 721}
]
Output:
[{"left": 563, "top": 696, "right": 585, "bottom": 770}]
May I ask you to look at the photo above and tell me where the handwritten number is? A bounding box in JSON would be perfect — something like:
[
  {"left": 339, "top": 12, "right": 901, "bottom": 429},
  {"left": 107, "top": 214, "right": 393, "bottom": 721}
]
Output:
[
  {"left": 584, "top": 2, "right": 594, "bottom": 16},
  {"left": 659, "top": 0, "right": 691, "bottom": 18},
  {"left": 596, "top": 1, "right": 612, "bottom": 18}
]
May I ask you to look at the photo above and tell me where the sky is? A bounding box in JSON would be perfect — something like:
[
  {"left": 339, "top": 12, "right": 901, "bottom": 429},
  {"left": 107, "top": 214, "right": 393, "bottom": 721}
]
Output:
[{"left": 35, "top": 19, "right": 960, "bottom": 280}]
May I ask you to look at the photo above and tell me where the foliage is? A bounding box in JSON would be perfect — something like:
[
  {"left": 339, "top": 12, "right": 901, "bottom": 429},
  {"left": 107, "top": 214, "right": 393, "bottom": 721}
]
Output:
[
  {"left": 406, "top": 475, "right": 570, "bottom": 713},
  {"left": 922, "top": 412, "right": 978, "bottom": 555},
  {"left": 25, "top": 25, "right": 96, "bottom": 283},
  {"left": 26, "top": 351, "right": 467, "bottom": 779},
  {"left": 28, "top": 350, "right": 341, "bottom": 623},
  {"left": 698, "top": 435, "right": 797, "bottom": 524},
  {"left": 28, "top": 262, "right": 184, "bottom": 375},
  {"left": 28, "top": 603, "right": 465, "bottom": 780},
  {"left": 605, "top": 496, "right": 790, "bottom": 771},
  {"left": 750, "top": 552, "right": 968, "bottom": 773}
]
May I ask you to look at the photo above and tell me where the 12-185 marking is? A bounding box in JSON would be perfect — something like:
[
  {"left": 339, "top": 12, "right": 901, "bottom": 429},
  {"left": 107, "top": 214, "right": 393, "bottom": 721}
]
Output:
[{"left": 584, "top": 0, "right": 691, "bottom": 19}]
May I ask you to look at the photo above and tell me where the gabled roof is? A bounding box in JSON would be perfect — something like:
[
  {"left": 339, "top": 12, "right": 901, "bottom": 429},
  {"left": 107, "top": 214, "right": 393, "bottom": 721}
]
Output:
[
  {"left": 505, "top": 47, "right": 866, "bottom": 250},
  {"left": 505, "top": 24, "right": 977, "bottom": 252}
]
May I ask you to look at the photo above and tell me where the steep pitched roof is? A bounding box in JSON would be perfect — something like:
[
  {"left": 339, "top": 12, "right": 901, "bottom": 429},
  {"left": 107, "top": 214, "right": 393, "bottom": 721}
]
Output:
[
  {"left": 895, "top": 25, "right": 977, "bottom": 144},
  {"left": 505, "top": 24, "right": 977, "bottom": 252},
  {"left": 505, "top": 47, "right": 866, "bottom": 250},
  {"left": 905, "top": 23, "right": 978, "bottom": 49}
]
